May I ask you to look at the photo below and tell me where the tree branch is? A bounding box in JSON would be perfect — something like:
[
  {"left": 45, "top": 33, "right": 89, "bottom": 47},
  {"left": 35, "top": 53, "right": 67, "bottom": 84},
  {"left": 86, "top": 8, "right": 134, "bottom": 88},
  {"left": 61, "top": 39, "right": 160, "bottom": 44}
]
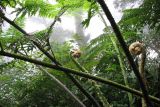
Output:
[
  {"left": 96, "top": 0, "right": 152, "bottom": 106},
  {"left": 0, "top": 51, "right": 160, "bottom": 104}
]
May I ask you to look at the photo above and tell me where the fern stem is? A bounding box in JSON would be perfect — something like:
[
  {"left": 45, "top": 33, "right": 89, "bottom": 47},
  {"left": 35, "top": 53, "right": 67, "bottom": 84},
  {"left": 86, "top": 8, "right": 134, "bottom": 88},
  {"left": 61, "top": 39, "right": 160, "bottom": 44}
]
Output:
[
  {"left": 110, "top": 36, "right": 134, "bottom": 107},
  {"left": 98, "top": 12, "right": 133, "bottom": 107},
  {"left": 71, "top": 56, "right": 112, "bottom": 107},
  {"left": 139, "top": 49, "right": 148, "bottom": 107}
]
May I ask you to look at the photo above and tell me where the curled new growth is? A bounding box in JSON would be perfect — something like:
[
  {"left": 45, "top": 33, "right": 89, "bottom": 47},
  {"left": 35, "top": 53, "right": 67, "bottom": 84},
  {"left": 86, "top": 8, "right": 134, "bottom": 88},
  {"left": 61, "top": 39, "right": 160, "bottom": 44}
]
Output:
[
  {"left": 129, "top": 41, "right": 143, "bottom": 55},
  {"left": 70, "top": 49, "right": 81, "bottom": 58}
]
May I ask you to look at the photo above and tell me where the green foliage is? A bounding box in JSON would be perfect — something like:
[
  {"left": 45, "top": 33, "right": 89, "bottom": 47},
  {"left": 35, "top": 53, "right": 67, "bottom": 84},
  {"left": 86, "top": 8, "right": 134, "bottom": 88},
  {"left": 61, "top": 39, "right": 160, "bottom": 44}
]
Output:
[
  {"left": 1, "top": 0, "right": 160, "bottom": 106},
  {"left": 0, "top": 0, "right": 16, "bottom": 8},
  {"left": 10, "top": 0, "right": 93, "bottom": 18},
  {"left": 120, "top": 8, "right": 144, "bottom": 27},
  {"left": 86, "top": 34, "right": 113, "bottom": 60},
  {"left": 82, "top": 1, "right": 98, "bottom": 28},
  {"left": 50, "top": 41, "right": 78, "bottom": 69},
  {"left": 118, "top": 0, "right": 160, "bottom": 106},
  {"left": 14, "top": 74, "right": 79, "bottom": 107},
  {"left": 120, "top": 0, "right": 160, "bottom": 32},
  {"left": 9, "top": 0, "right": 62, "bottom": 18},
  {"left": 0, "top": 17, "right": 40, "bottom": 54},
  {"left": 1, "top": 18, "right": 24, "bottom": 39},
  {"left": 0, "top": 59, "right": 38, "bottom": 106},
  {"left": 56, "top": 0, "right": 92, "bottom": 10},
  {"left": 57, "top": 0, "right": 84, "bottom": 8}
]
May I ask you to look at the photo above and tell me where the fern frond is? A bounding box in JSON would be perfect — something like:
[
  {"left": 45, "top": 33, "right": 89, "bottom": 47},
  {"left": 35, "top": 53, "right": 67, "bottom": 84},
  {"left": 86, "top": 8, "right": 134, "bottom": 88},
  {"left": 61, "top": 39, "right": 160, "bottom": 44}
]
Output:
[
  {"left": 0, "top": 0, "right": 16, "bottom": 7},
  {"left": 14, "top": 0, "right": 62, "bottom": 18},
  {"left": 85, "top": 34, "right": 113, "bottom": 60},
  {"left": 120, "top": 8, "right": 145, "bottom": 26}
]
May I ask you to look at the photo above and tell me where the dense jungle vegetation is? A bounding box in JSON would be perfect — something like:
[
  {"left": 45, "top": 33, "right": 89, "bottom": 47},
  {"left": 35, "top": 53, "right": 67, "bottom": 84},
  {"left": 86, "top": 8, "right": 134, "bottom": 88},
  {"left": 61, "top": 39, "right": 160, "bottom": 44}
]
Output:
[{"left": 0, "top": 0, "right": 160, "bottom": 107}]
